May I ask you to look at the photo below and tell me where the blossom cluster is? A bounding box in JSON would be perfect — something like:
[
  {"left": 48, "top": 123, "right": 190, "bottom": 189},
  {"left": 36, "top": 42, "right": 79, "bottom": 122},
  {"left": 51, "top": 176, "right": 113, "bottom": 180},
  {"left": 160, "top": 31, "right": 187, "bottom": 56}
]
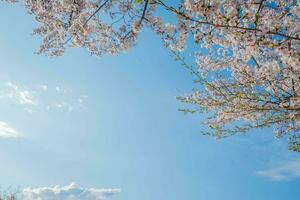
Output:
[
  {"left": 4, "top": 0, "right": 156, "bottom": 56},
  {"left": 174, "top": 0, "right": 300, "bottom": 150},
  {"left": 147, "top": 0, "right": 299, "bottom": 150}
]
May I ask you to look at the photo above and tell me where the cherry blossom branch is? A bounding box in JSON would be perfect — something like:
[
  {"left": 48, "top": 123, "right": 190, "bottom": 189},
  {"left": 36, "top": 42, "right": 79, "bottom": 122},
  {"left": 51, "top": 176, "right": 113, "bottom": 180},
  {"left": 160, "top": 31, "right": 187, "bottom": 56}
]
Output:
[{"left": 154, "top": 0, "right": 300, "bottom": 41}]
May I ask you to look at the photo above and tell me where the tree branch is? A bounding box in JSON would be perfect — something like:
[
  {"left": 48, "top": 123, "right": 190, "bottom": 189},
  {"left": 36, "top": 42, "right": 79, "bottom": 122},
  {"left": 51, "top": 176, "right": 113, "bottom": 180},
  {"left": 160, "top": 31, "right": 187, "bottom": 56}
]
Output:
[{"left": 154, "top": 0, "right": 300, "bottom": 41}]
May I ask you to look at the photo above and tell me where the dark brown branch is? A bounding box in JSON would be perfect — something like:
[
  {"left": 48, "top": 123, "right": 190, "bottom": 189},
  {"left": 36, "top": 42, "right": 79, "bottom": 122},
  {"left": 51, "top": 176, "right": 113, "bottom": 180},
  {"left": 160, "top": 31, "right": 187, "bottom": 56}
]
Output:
[
  {"left": 83, "top": 0, "right": 110, "bottom": 27},
  {"left": 138, "top": 0, "right": 149, "bottom": 25}
]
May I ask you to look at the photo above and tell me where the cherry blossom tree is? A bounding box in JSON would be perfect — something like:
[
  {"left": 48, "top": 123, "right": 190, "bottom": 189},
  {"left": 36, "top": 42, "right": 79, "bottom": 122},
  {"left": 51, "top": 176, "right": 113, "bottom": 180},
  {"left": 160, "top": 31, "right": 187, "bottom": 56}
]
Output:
[{"left": 2, "top": 0, "right": 300, "bottom": 151}]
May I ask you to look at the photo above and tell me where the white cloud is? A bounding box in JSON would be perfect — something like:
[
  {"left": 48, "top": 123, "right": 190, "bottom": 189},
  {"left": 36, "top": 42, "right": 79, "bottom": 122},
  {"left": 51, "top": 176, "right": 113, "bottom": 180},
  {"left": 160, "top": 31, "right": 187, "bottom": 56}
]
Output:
[
  {"left": 0, "top": 82, "right": 86, "bottom": 113},
  {"left": 54, "top": 102, "right": 73, "bottom": 112},
  {"left": 23, "top": 183, "right": 120, "bottom": 200},
  {"left": 256, "top": 160, "right": 300, "bottom": 181},
  {"left": 78, "top": 95, "right": 88, "bottom": 104},
  {"left": 40, "top": 85, "right": 48, "bottom": 91},
  {"left": 4, "top": 82, "right": 37, "bottom": 106},
  {"left": 0, "top": 121, "right": 19, "bottom": 138},
  {"left": 18, "top": 90, "right": 36, "bottom": 105},
  {"left": 55, "top": 86, "right": 61, "bottom": 92}
]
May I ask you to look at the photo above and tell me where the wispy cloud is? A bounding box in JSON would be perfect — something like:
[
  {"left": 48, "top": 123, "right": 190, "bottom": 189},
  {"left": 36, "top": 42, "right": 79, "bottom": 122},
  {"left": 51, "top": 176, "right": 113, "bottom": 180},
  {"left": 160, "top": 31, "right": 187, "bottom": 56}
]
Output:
[
  {"left": 53, "top": 102, "right": 74, "bottom": 112},
  {"left": 256, "top": 160, "right": 300, "bottom": 181},
  {"left": 0, "top": 82, "right": 87, "bottom": 113},
  {"left": 39, "top": 85, "right": 48, "bottom": 91},
  {"left": 0, "top": 121, "right": 19, "bottom": 138},
  {"left": 5, "top": 82, "right": 37, "bottom": 105},
  {"left": 23, "top": 183, "right": 120, "bottom": 200}
]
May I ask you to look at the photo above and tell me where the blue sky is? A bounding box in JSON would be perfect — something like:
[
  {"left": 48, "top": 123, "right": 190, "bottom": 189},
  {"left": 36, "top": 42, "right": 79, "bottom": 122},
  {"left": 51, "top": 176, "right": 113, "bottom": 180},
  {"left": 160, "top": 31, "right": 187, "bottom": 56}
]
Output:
[{"left": 0, "top": 2, "right": 300, "bottom": 200}]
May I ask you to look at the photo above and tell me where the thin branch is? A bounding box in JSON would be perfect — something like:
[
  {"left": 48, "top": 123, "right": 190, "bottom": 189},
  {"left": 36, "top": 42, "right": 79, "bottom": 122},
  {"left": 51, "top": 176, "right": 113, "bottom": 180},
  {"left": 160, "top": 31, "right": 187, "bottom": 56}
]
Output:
[{"left": 83, "top": 0, "right": 110, "bottom": 27}]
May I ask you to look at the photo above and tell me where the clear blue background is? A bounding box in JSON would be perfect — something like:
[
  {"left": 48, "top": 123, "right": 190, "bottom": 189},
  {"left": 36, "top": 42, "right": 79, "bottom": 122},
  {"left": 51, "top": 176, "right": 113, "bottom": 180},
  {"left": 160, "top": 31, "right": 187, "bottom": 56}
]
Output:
[{"left": 0, "top": 2, "right": 299, "bottom": 200}]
